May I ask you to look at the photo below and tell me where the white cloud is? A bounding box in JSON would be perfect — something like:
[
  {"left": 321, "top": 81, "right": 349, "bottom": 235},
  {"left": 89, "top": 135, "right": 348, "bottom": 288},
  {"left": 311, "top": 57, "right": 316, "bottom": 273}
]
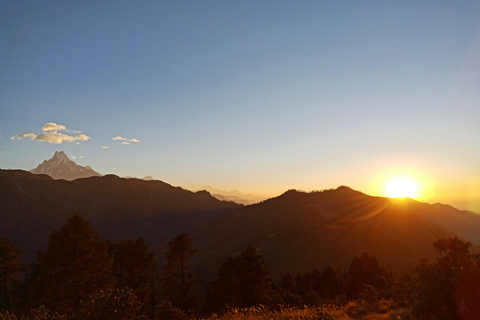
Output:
[
  {"left": 11, "top": 133, "right": 36, "bottom": 140},
  {"left": 112, "top": 136, "right": 140, "bottom": 145},
  {"left": 11, "top": 123, "right": 90, "bottom": 144},
  {"left": 112, "top": 136, "right": 128, "bottom": 141},
  {"left": 42, "top": 122, "right": 67, "bottom": 132},
  {"left": 102, "top": 146, "right": 110, "bottom": 149},
  {"left": 11, "top": 132, "right": 90, "bottom": 144},
  {"left": 37, "top": 132, "right": 89, "bottom": 144}
]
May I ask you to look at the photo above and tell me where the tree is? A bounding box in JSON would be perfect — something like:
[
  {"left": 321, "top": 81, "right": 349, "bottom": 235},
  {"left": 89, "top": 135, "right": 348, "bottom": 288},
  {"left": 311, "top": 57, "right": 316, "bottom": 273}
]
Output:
[
  {"left": 205, "top": 245, "right": 276, "bottom": 312},
  {"left": 111, "top": 237, "right": 158, "bottom": 315},
  {"left": 280, "top": 273, "right": 297, "bottom": 293},
  {"left": 318, "top": 266, "right": 343, "bottom": 299},
  {"left": 27, "top": 213, "right": 113, "bottom": 313},
  {"left": 0, "top": 237, "right": 26, "bottom": 311},
  {"left": 344, "top": 252, "right": 388, "bottom": 300},
  {"left": 413, "top": 237, "right": 480, "bottom": 320},
  {"left": 281, "top": 266, "right": 343, "bottom": 301},
  {"left": 161, "top": 233, "right": 197, "bottom": 310}
]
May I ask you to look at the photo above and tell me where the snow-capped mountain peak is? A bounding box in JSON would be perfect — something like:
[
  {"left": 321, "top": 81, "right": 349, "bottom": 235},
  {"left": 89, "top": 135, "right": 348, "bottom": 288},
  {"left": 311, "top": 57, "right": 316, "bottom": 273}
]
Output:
[{"left": 30, "top": 151, "right": 101, "bottom": 180}]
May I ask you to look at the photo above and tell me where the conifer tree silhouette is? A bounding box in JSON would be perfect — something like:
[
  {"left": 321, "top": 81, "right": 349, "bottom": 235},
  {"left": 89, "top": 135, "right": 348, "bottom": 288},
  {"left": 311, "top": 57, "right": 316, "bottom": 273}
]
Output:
[
  {"left": 0, "top": 237, "right": 26, "bottom": 311},
  {"left": 28, "top": 213, "right": 113, "bottom": 313},
  {"left": 161, "top": 233, "right": 197, "bottom": 311}
]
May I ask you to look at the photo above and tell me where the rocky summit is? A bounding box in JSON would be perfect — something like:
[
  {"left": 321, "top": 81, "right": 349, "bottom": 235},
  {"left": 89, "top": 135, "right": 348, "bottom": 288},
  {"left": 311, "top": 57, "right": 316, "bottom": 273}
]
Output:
[{"left": 30, "top": 151, "right": 102, "bottom": 180}]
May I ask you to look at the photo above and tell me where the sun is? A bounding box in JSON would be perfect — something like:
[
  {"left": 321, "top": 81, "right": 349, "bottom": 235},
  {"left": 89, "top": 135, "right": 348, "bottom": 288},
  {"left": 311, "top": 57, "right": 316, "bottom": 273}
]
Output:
[{"left": 386, "top": 177, "right": 418, "bottom": 198}]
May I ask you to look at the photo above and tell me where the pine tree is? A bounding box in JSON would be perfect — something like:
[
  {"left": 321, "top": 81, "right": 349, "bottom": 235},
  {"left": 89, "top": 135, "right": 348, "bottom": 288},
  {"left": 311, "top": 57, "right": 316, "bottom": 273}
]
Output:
[
  {"left": 161, "top": 233, "right": 197, "bottom": 311},
  {"left": 206, "top": 245, "right": 275, "bottom": 311},
  {"left": 318, "top": 266, "right": 343, "bottom": 299},
  {"left": 345, "top": 252, "right": 388, "bottom": 300},
  {"left": 111, "top": 237, "right": 158, "bottom": 316},
  {"left": 0, "top": 237, "right": 26, "bottom": 311},
  {"left": 280, "top": 273, "right": 297, "bottom": 293},
  {"left": 27, "top": 213, "right": 113, "bottom": 313}
]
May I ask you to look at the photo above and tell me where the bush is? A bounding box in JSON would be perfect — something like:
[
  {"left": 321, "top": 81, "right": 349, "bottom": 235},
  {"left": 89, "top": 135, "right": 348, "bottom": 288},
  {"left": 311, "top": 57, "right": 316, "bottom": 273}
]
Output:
[
  {"left": 281, "top": 291, "right": 303, "bottom": 307},
  {"left": 0, "top": 311, "right": 19, "bottom": 320},
  {"left": 302, "top": 291, "right": 323, "bottom": 307},
  {"left": 359, "top": 284, "right": 378, "bottom": 305},
  {"left": 371, "top": 299, "right": 395, "bottom": 314},
  {"left": 0, "top": 306, "right": 67, "bottom": 320},
  {"left": 28, "top": 305, "right": 67, "bottom": 320},
  {"left": 344, "top": 300, "right": 368, "bottom": 318},
  {"left": 154, "top": 301, "right": 189, "bottom": 320},
  {"left": 75, "top": 288, "right": 145, "bottom": 320}
]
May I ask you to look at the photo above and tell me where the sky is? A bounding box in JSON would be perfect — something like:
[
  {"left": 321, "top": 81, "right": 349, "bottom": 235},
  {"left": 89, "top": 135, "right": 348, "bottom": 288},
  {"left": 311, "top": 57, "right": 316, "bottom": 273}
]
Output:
[{"left": 1, "top": 1, "right": 479, "bottom": 212}]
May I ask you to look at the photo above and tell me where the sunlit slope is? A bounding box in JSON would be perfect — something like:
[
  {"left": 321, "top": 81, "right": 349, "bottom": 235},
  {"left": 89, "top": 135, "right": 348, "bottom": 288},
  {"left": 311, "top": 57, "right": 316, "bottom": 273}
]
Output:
[
  {"left": 196, "top": 187, "right": 477, "bottom": 278},
  {"left": 396, "top": 200, "right": 480, "bottom": 245}
]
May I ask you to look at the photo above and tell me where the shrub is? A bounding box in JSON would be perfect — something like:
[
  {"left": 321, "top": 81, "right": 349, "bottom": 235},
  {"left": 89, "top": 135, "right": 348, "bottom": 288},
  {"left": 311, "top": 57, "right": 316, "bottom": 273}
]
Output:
[
  {"left": 154, "top": 301, "right": 189, "bottom": 320},
  {"left": 302, "top": 291, "right": 323, "bottom": 307},
  {"left": 75, "top": 288, "right": 144, "bottom": 320}
]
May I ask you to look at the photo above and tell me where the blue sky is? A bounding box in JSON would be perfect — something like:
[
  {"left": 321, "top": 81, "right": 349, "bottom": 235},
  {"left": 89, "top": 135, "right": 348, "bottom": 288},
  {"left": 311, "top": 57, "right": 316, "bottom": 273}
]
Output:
[{"left": 1, "top": 1, "right": 479, "bottom": 211}]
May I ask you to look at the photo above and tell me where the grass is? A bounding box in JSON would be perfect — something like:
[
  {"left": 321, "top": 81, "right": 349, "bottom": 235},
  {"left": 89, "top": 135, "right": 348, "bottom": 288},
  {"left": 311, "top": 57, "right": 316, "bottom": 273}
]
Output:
[
  {"left": 199, "top": 305, "right": 336, "bottom": 320},
  {"left": 198, "top": 304, "right": 413, "bottom": 320}
]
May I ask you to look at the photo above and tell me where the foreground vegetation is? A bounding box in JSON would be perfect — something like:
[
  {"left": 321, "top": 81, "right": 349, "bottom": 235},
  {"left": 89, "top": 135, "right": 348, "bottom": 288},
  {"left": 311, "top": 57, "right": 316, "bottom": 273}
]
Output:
[
  {"left": 0, "top": 303, "right": 413, "bottom": 320},
  {"left": 1, "top": 213, "right": 479, "bottom": 319}
]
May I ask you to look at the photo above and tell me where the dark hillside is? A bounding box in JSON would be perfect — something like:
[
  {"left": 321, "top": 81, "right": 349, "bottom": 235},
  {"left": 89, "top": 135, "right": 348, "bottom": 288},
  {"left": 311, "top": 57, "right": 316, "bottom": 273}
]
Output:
[{"left": 0, "top": 169, "right": 239, "bottom": 263}]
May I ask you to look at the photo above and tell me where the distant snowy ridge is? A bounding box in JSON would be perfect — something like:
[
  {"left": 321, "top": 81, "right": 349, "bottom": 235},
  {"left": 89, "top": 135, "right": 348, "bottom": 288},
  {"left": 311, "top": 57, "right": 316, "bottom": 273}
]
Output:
[{"left": 198, "top": 185, "right": 266, "bottom": 205}]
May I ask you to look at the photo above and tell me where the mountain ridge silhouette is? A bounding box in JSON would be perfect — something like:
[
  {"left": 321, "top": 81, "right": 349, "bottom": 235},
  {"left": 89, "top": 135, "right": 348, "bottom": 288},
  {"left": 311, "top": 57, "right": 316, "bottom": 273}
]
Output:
[{"left": 1, "top": 169, "right": 478, "bottom": 281}]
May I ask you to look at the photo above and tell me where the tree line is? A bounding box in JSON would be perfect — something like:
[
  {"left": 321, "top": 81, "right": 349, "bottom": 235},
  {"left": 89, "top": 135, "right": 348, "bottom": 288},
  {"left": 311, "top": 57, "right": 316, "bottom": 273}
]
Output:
[{"left": 1, "top": 212, "right": 480, "bottom": 319}]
